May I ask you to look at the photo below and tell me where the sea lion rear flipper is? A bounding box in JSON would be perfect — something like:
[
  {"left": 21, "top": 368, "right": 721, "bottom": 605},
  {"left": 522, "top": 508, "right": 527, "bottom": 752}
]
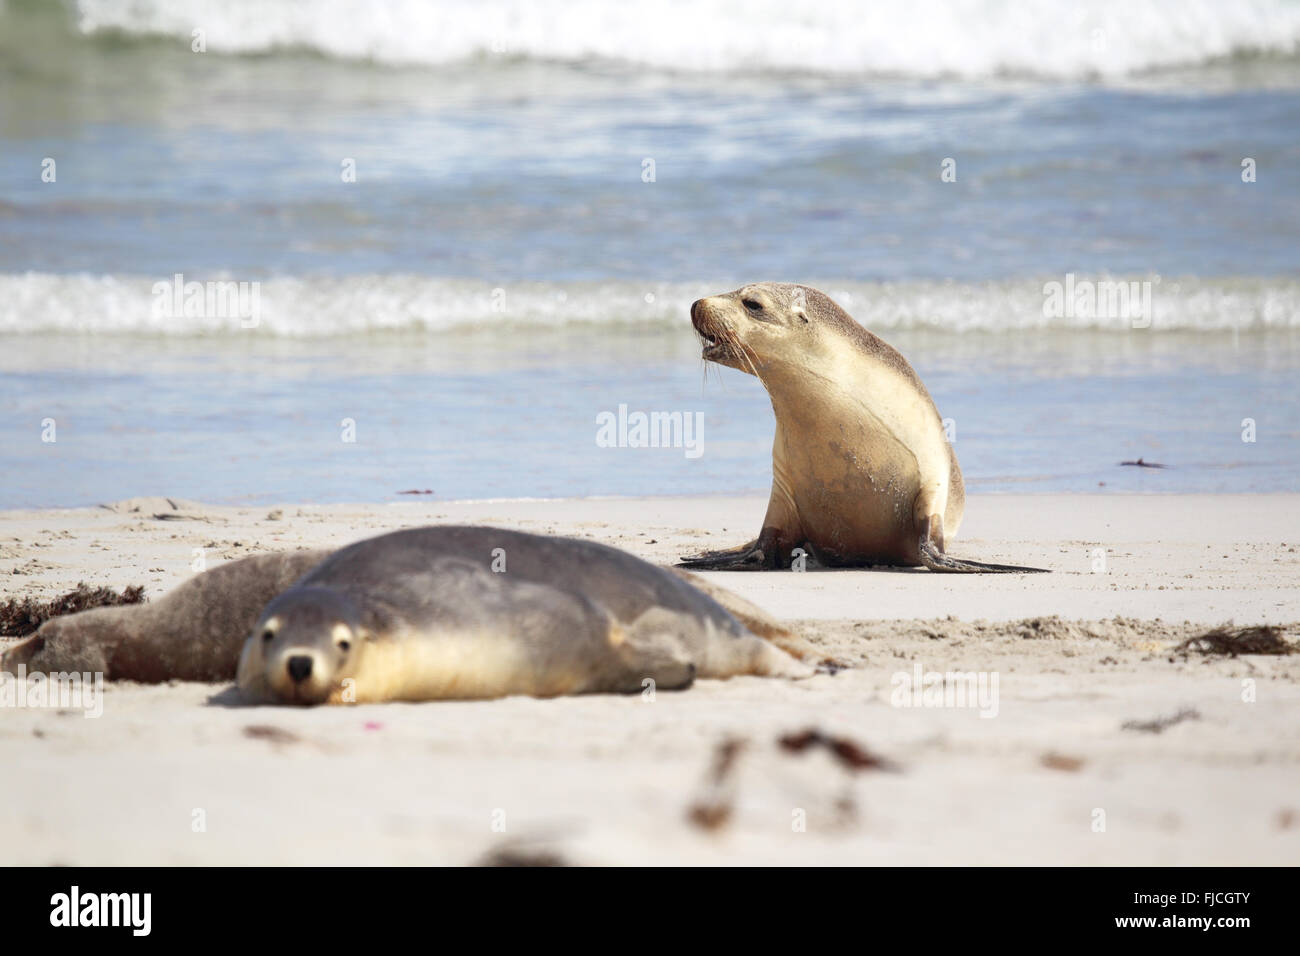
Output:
[
  {"left": 918, "top": 514, "right": 1049, "bottom": 574},
  {"left": 665, "top": 566, "right": 819, "bottom": 660}
]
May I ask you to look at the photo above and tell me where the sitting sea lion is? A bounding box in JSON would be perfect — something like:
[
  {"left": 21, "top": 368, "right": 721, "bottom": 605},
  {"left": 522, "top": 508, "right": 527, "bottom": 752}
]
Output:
[{"left": 681, "top": 282, "right": 1047, "bottom": 573}]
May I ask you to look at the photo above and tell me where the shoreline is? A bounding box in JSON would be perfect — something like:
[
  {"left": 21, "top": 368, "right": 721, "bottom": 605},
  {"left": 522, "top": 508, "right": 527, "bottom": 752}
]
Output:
[{"left": 3, "top": 493, "right": 1296, "bottom": 623}]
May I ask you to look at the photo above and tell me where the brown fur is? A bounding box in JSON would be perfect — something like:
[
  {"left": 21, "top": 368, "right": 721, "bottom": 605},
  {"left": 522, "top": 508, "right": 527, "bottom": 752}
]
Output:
[
  {"left": 2, "top": 534, "right": 816, "bottom": 692},
  {"left": 1, "top": 550, "right": 328, "bottom": 681}
]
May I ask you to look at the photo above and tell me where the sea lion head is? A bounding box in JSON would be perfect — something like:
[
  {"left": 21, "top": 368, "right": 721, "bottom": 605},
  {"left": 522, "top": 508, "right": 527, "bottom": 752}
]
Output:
[
  {"left": 691, "top": 282, "right": 844, "bottom": 378},
  {"left": 237, "top": 586, "right": 366, "bottom": 705}
]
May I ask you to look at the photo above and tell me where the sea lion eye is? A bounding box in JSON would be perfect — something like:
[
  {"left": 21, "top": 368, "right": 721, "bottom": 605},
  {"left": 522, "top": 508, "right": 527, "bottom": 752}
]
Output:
[
  {"left": 261, "top": 629, "right": 275, "bottom": 643},
  {"left": 331, "top": 623, "right": 354, "bottom": 651},
  {"left": 742, "top": 298, "right": 764, "bottom": 314}
]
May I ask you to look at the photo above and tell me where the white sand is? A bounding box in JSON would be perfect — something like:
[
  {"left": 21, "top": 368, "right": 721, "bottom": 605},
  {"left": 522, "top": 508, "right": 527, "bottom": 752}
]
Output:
[{"left": 1, "top": 494, "right": 1297, "bottom": 865}]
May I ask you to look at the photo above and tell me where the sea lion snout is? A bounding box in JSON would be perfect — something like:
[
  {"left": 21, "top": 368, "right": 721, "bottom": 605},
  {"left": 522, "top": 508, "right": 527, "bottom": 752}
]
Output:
[
  {"left": 286, "top": 655, "right": 313, "bottom": 682},
  {"left": 259, "top": 642, "right": 342, "bottom": 704},
  {"left": 690, "top": 296, "right": 737, "bottom": 364},
  {"left": 689, "top": 297, "right": 715, "bottom": 335}
]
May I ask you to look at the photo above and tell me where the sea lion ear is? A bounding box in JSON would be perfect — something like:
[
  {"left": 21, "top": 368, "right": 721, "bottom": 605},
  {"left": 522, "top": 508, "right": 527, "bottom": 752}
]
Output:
[{"left": 788, "top": 287, "right": 809, "bottom": 321}]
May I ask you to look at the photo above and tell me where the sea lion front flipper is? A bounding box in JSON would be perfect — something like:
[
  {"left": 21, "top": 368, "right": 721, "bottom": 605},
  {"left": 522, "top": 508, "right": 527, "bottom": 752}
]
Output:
[
  {"left": 680, "top": 485, "right": 805, "bottom": 570},
  {"left": 677, "top": 538, "right": 770, "bottom": 570},
  {"left": 917, "top": 514, "right": 1050, "bottom": 574}
]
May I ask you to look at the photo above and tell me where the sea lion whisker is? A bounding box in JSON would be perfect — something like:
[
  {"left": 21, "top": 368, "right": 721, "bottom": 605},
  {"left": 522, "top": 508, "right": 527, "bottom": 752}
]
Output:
[{"left": 718, "top": 322, "right": 762, "bottom": 380}]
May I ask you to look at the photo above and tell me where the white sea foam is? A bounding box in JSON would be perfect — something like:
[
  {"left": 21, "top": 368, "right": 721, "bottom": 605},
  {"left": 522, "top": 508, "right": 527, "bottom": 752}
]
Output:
[
  {"left": 1, "top": 273, "right": 1295, "bottom": 336},
  {"left": 71, "top": 0, "right": 1300, "bottom": 78}
]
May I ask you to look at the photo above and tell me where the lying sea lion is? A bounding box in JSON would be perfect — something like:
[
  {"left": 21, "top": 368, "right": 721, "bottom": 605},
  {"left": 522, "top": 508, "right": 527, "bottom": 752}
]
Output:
[
  {"left": 0, "top": 549, "right": 328, "bottom": 681},
  {"left": 1, "top": 526, "right": 813, "bottom": 704},
  {"left": 237, "top": 526, "right": 812, "bottom": 704}
]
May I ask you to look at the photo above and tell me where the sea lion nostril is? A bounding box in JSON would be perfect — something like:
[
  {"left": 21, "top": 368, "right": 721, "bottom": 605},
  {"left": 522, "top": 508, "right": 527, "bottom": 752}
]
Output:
[
  {"left": 286, "top": 655, "right": 313, "bottom": 682},
  {"left": 690, "top": 299, "right": 702, "bottom": 324}
]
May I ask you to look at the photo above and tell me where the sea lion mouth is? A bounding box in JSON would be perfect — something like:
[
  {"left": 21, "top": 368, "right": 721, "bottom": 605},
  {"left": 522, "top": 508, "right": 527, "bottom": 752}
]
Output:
[
  {"left": 698, "top": 324, "right": 753, "bottom": 368},
  {"left": 691, "top": 309, "right": 725, "bottom": 360},
  {"left": 691, "top": 298, "right": 750, "bottom": 369},
  {"left": 700, "top": 333, "right": 740, "bottom": 364}
]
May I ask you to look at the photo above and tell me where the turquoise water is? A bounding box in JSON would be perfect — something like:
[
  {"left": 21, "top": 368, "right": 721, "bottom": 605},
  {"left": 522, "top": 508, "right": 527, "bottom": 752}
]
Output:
[{"left": 1, "top": 1, "right": 1298, "bottom": 506}]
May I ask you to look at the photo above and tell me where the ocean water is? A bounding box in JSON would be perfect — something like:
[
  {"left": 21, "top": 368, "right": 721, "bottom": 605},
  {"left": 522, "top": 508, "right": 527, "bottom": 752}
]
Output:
[{"left": 1, "top": 0, "right": 1298, "bottom": 507}]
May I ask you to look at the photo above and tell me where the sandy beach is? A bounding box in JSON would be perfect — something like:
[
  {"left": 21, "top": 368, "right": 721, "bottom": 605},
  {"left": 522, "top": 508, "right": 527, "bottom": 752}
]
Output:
[
  {"left": 2, "top": 493, "right": 1296, "bottom": 866},
  {"left": 4, "top": 0, "right": 1299, "bottom": 891}
]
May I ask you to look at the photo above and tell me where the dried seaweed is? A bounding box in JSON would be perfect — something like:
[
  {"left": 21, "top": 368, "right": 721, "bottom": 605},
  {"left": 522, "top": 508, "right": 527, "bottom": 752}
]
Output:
[
  {"left": 1122, "top": 707, "right": 1200, "bottom": 734},
  {"left": 686, "top": 737, "right": 746, "bottom": 831},
  {"left": 1041, "top": 752, "right": 1085, "bottom": 772},
  {"left": 0, "top": 583, "right": 146, "bottom": 638},
  {"left": 778, "top": 728, "right": 899, "bottom": 773},
  {"left": 242, "top": 724, "right": 302, "bottom": 745},
  {"left": 1173, "top": 625, "right": 1295, "bottom": 657}
]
